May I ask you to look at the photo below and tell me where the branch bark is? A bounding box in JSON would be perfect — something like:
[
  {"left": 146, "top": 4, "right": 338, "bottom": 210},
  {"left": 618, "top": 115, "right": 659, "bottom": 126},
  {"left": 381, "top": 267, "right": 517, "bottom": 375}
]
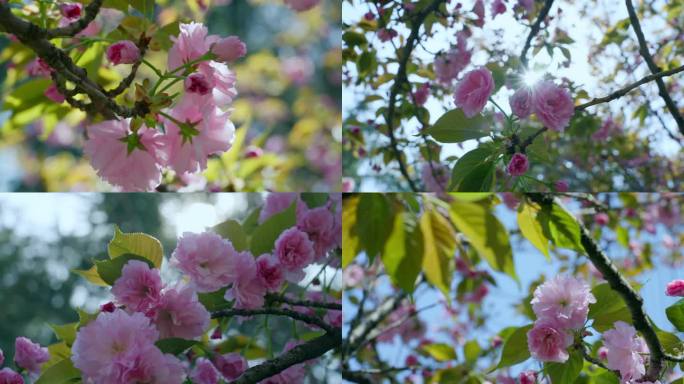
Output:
[
  {"left": 46, "top": 0, "right": 104, "bottom": 38},
  {"left": 520, "top": 0, "right": 554, "bottom": 67},
  {"left": 625, "top": 0, "right": 684, "bottom": 135},
  {"left": 266, "top": 294, "right": 342, "bottom": 310},
  {"left": 343, "top": 291, "right": 407, "bottom": 357},
  {"left": 211, "top": 307, "right": 336, "bottom": 334}
]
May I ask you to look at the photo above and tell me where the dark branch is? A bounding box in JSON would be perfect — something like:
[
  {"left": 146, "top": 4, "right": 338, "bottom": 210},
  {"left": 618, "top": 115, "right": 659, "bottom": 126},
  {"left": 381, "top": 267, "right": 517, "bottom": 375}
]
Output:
[
  {"left": 519, "top": 126, "right": 548, "bottom": 151},
  {"left": 46, "top": 0, "right": 104, "bottom": 39},
  {"left": 105, "top": 35, "right": 151, "bottom": 97},
  {"left": 266, "top": 294, "right": 342, "bottom": 310},
  {"left": 228, "top": 328, "right": 341, "bottom": 384},
  {"left": 342, "top": 369, "right": 374, "bottom": 384},
  {"left": 625, "top": 0, "right": 684, "bottom": 134},
  {"left": 575, "top": 64, "right": 684, "bottom": 112},
  {"left": 211, "top": 307, "right": 336, "bottom": 334},
  {"left": 520, "top": 0, "right": 554, "bottom": 67},
  {"left": 344, "top": 291, "right": 407, "bottom": 357}
]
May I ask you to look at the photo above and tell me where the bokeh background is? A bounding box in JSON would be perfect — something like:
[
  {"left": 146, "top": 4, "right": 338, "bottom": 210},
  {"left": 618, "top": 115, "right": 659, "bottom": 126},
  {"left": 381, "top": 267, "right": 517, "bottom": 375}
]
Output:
[
  {"left": 0, "top": 0, "right": 342, "bottom": 191},
  {"left": 0, "top": 193, "right": 342, "bottom": 382}
]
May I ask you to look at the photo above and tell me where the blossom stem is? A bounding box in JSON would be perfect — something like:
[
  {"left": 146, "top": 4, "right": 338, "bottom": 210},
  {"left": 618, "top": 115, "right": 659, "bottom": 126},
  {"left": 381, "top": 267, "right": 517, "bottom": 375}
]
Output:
[{"left": 488, "top": 97, "right": 510, "bottom": 121}]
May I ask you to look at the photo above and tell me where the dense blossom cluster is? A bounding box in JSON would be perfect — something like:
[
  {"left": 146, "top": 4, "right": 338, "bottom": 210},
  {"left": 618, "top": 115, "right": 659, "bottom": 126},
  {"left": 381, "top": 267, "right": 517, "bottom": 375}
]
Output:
[{"left": 0, "top": 337, "right": 49, "bottom": 383}]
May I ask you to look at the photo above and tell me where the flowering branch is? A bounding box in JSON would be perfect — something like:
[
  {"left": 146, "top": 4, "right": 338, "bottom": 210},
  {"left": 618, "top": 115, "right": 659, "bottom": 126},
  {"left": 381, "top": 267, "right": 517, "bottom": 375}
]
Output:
[
  {"left": 46, "top": 0, "right": 103, "bottom": 38},
  {"left": 265, "top": 294, "right": 342, "bottom": 310},
  {"left": 520, "top": 0, "right": 554, "bottom": 67},
  {"left": 625, "top": 0, "right": 684, "bottom": 135},
  {"left": 383, "top": 0, "right": 446, "bottom": 192},
  {"left": 228, "top": 328, "right": 341, "bottom": 384},
  {"left": 574, "top": 64, "right": 684, "bottom": 113},
  {"left": 211, "top": 307, "right": 337, "bottom": 334}
]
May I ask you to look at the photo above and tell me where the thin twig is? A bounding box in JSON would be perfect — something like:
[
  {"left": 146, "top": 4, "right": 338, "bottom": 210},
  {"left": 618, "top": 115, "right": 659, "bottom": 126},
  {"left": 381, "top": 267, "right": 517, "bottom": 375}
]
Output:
[
  {"left": 266, "top": 294, "right": 342, "bottom": 310},
  {"left": 520, "top": 0, "right": 554, "bottom": 67},
  {"left": 211, "top": 307, "right": 336, "bottom": 334}
]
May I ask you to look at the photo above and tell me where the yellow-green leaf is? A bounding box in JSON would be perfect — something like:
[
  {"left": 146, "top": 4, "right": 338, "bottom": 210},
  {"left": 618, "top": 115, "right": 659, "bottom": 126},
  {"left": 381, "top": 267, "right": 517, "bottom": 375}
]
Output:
[
  {"left": 108, "top": 225, "right": 163, "bottom": 268},
  {"left": 382, "top": 210, "right": 424, "bottom": 293},
  {"left": 517, "top": 203, "right": 550, "bottom": 260},
  {"left": 72, "top": 265, "right": 108, "bottom": 286},
  {"left": 342, "top": 196, "right": 360, "bottom": 268},
  {"left": 420, "top": 210, "right": 455, "bottom": 297},
  {"left": 421, "top": 343, "right": 456, "bottom": 362}
]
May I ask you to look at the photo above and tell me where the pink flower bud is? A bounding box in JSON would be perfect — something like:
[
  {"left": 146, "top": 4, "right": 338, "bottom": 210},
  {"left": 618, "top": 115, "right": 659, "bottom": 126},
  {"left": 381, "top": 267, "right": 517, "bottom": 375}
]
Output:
[
  {"left": 212, "top": 36, "right": 247, "bottom": 63},
  {"left": 244, "top": 145, "right": 263, "bottom": 158},
  {"left": 60, "top": 3, "right": 83, "bottom": 19},
  {"left": 518, "top": 371, "right": 537, "bottom": 384},
  {"left": 554, "top": 180, "right": 569, "bottom": 192},
  {"left": 106, "top": 40, "right": 140, "bottom": 65},
  {"left": 44, "top": 83, "right": 65, "bottom": 103},
  {"left": 506, "top": 153, "right": 529, "bottom": 176},
  {"left": 666, "top": 280, "right": 684, "bottom": 297},
  {"left": 210, "top": 327, "right": 222, "bottom": 340},
  {"left": 405, "top": 355, "right": 419, "bottom": 366},
  {"left": 598, "top": 346, "right": 608, "bottom": 360},
  {"left": 100, "top": 302, "right": 116, "bottom": 313},
  {"left": 14, "top": 337, "right": 49, "bottom": 375},
  {"left": 594, "top": 212, "right": 609, "bottom": 226}
]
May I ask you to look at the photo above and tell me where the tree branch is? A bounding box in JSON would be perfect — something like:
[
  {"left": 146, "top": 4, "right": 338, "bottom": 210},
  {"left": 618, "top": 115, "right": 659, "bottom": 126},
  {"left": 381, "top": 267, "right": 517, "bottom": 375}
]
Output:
[
  {"left": 520, "top": 0, "right": 554, "bottom": 67},
  {"left": 625, "top": 0, "right": 684, "bottom": 135},
  {"left": 383, "top": 0, "right": 445, "bottom": 192},
  {"left": 343, "top": 291, "right": 407, "bottom": 357},
  {"left": 46, "top": 0, "right": 104, "bottom": 39},
  {"left": 266, "top": 294, "right": 342, "bottom": 310},
  {"left": 575, "top": 64, "right": 684, "bottom": 112},
  {"left": 228, "top": 328, "right": 341, "bottom": 384},
  {"left": 211, "top": 307, "right": 336, "bottom": 334}
]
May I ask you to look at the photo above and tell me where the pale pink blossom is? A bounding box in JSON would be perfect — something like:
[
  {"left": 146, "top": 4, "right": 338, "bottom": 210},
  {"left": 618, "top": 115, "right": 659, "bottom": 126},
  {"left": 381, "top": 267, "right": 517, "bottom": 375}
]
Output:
[
  {"left": 107, "top": 346, "right": 185, "bottom": 384},
  {"left": 224, "top": 251, "right": 268, "bottom": 309},
  {"left": 213, "top": 353, "right": 247, "bottom": 380},
  {"left": 377, "top": 28, "right": 398, "bottom": 42},
  {"left": 152, "top": 285, "right": 210, "bottom": 339},
  {"left": 171, "top": 232, "right": 239, "bottom": 292},
  {"left": 531, "top": 81, "right": 574, "bottom": 132},
  {"left": 509, "top": 87, "right": 532, "bottom": 118},
  {"left": 168, "top": 22, "right": 218, "bottom": 70},
  {"left": 274, "top": 227, "right": 315, "bottom": 282},
  {"left": 111, "top": 259, "right": 163, "bottom": 312},
  {"left": 283, "top": 0, "right": 320, "bottom": 11},
  {"left": 413, "top": 83, "right": 430, "bottom": 106},
  {"left": 342, "top": 177, "right": 355, "bottom": 192},
  {"left": 598, "top": 346, "right": 609, "bottom": 360},
  {"left": 194, "top": 61, "right": 238, "bottom": 107},
  {"left": 106, "top": 40, "right": 140, "bottom": 65},
  {"left": 297, "top": 206, "right": 337, "bottom": 261},
  {"left": 434, "top": 36, "right": 471, "bottom": 85},
  {"left": 212, "top": 36, "right": 246, "bottom": 63},
  {"left": 72, "top": 310, "right": 159, "bottom": 381},
  {"left": 507, "top": 153, "right": 529, "bottom": 176},
  {"left": 44, "top": 83, "right": 65, "bottom": 103},
  {"left": 604, "top": 321, "right": 648, "bottom": 382},
  {"left": 421, "top": 162, "right": 450, "bottom": 192},
  {"left": 666, "top": 280, "right": 684, "bottom": 296},
  {"left": 594, "top": 212, "right": 609, "bottom": 226},
  {"left": 83, "top": 119, "right": 166, "bottom": 191},
  {"left": 190, "top": 357, "right": 220, "bottom": 384},
  {"left": 463, "top": 284, "right": 489, "bottom": 303},
  {"left": 27, "top": 58, "right": 53, "bottom": 77},
  {"left": 256, "top": 254, "right": 285, "bottom": 293},
  {"left": 530, "top": 275, "right": 596, "bottom": 329},
  {"left": 453, "top": 67, "right": 494, "bottom": 118},
  {"left": 0, "top": 368, "right": 23, "bottom": 384},
  {"left": 161, "top": 97, "right": 234, "bottom": 175},
  {"left": 527, "top": 320, "right": 573, "bottom": 362},
  {"left": 14, "top": 337, "right": 49, "bottom": 375},
  {"left": 282, "top": 56, "right": 314, "bottom": 86},
  {"left": 344, "top": 264, "right": 364, "bottom": 287}
]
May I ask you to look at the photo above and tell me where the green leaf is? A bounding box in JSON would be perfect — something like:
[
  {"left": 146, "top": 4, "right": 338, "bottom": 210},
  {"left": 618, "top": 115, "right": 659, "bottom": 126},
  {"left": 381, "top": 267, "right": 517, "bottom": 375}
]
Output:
[
  {"left": 495, "top": 324, "right": 533, "bottom": 369},
  {"left": 537, "top": 203, "right": 584, "bottom": 253},
  {"left": 128, "top": 0, "right": 155, "bottom": 20},
  {"left": 342, "top": 196, "right": 360, "bottom": 268},
  {"left": 198, "top": 288, "right": 230, "bottom": 311},
  {"left": 382, "top": 210, "right": 424, "bottom": 293},
  {"left": 449, "top": 200, "right": 517, "bottom": 281},
  {"left": 448, "top": 147, "right": 495, "bottom": 191},
  {"left": 50, "top": 323, "right": 77, "bottom": 347},
  {"left": 421, "top": 343, "right": 456, "bottom": 362},
  {"left": 300, "top": 193, "right": 329, "bottom": 209},
  {"left": 420, "top": 209, "right": 456, "bottom": 297},
  {"left": 155, "top": 338, "right": 200, "bottom": 355},
  {"left": 216, "top": 335, "right": 269, "bottom": 359},
  {"left": 545, "top": 350, "right": 583, "bottom": 384},
  {"left": 456, "top": 161, "right": 496, "bottom": 192},
  {"left": 35, "top": 358, "right": 80, "bottom": 384},
  {"left": 517, "top": 203, "right": 550, "bottom": 260},
  {"left": 589, "top": 283, "right": 628, "bottom": 320},
  {"left": 77, "top": 308, "right": 97, "bottom": 328},
  {"left": 342, "top": 31, "right": 367, "bottom": 47},
  {"left": 150, "top": 21, "right": 179, "bottom": 50},
  {"left": 72, "top": 265, "right": 108, "bottom": 286},
  {"left": 656, "top": 329, "right": 684, "bottom": 355},
  {"left": 666, "top": 299, "right": 684, "bottom": 332},
  {"left": 592, "top": 305, "right": 632, "bottom": 332},
  {"left": 95, "top": 254, "right": 156, "bottom": 285},
  {"left": 249, "top": 200, "right": 297, "bottom": 256},
  {"left": 42, "top": 342, "right": 71, "bottom": 371},
  {"left": 464, "top": 340, "right": 481, "bottom": 365},
  {"left": 356, "top": 194, "right": 395, "bottom": 263},
  {"left": 213, "top": 220, "right": 248, "bottom": 252},
  {"left": 108, "top": 225, "right": 163, "bottom": 268},
  {"left": 426, "top": 109, "right": 491, "bottom": 143}
]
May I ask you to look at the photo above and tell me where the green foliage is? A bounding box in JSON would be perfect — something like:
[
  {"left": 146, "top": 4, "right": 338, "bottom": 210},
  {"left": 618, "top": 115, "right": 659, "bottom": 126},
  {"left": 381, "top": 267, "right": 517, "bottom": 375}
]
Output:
[
  {"left": 544, "top": 351, "right": 583, "bottom": 384},
  {"left": 35, "top": 358, "right": 81, "bottom": 384},
  {"left": 50, "top": 323, "right": 77, "bottom": 347},
  {"left": 381, "top": 210, "right": 424, "bottom": 292},
  {"left": 426, "top": 109, "right": 491, "bottom": 143},
  {"left": 249, "top": 200, "right": 296, "bottom": 256},
  {"left": 538, "top": 202, "right": 584, "bottom": 253},
  {"left": 155, "top": 338, "right": 200, "bottom": 355},
  {"left": 420, "top": 208, "right": 456, "bottom": 297},
  {"left": 213, "top": 219, "right": 249, "bottom": 252},
  {"left": 95, "top": 254, "right": 156, "bottom": 285},
  {"left": 198, "top": 288, "right": 231, "bottom": 312},
  {"left": 517, "top": 202, "right": 550, "bottom": 260},
  {"left": 666, "top": 299, "right": 684, "bottom": 332},
  {"left": 355, "top": 194, "right": 395, "bottom": 263},
  {"left": 108, "top": 225, "right": 164, "bottom": 268},
  {"left": 342, "top": 195, "right": 360, "bottom": 268},
  {"left": 448, "top": 147, "right": 497, "bottom": 192},
  {"left": 494, "top": 324, "right": 533, "bottom": 370},
  {"left": 421, "top": 343, "right": 457, "bottom": 362}
]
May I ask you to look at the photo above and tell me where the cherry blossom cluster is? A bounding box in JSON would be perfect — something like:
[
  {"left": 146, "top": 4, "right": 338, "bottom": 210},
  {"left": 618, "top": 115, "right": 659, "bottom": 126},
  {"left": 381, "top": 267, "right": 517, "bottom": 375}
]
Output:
[
  {"left": 526, "top": 275, "right": 595, "bottom": 363},
  {"left": 0, "top": 337, "right": 49, "bottom": 383}
]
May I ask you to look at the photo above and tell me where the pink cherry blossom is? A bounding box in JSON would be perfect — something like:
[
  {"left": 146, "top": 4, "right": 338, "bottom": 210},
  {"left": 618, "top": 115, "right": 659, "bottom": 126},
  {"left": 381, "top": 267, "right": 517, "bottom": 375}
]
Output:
[
  {"left": 434, "top": 47, "right": 471, "bottom": 86},
  {"left": 472, "top": 0, "right": 485, "bottom": 27},
  {"left": 190, "top": 357, "right": 220, "bottom": 384},
  {"left": 171, "top": 231, "right": 240, "bottom": 292},
  {"left": 44, "top": 83, "right": 65, "bottom": 103},
  {"left": 14, "top": 337, "right": 49, "bottom": 375},
  {"left": 530, "top": 275, "right": 596, "bottom": 329},
  {"left": 224, "top": 251, "right": 267, "bottom": 309},
  {"left": 195, "top": 61, "right": 238, "bottom": 107},
  {"left": 453, "top": 67, "right": 494, "bottom": 118},
  {"left": 185, "top": 73, "right": 212, "bottom": 95},
  {"left": 555, "top": 180, "right": 569, "bottom": 192},
  {"left": 342, "top": 177, "right": 355, "bottom": 192},
  {"left": 526, "top": 320, "right": 573, "bottom": 363},
  {"left": 283, "top": 0, "right": 320, "bottom": 11},
  {"left": 491, "top": 0, "right": 507, "bottom": 18},
  {"left": 152, "top": 285, "right": 210, "bottom": 339},
  {"left": 111, "top": 259, "right": 163, "bottom": 312},
  {"left": 598, "top": 346, "right": 609, "bottom": 360},
  {"left": 107, "top": 346, "right": 185, "bottom": 384},
  {"left": 72, "top": 310, "right": 159, "bottom": 381},
  {"left": 507, "top": 153, "right": 529, "bottom": 176},
  {"left": 509, "top": 87, "right": 532, "bottom": 118},
  {"left": 167, "top": 22, "right": 219, "bottom": 70},
  {"left": 100, "top": 301, "right": 116, "bottom": 312},
  {"left": 594, "top": 212, "right": 609, "bottom": 226},
  {"left": 666, "top": 280, "right": 684, "bottom": 296},
  {"left": 413, "top": 83, "right": 430, "bottom": 106},
  {"left": 592, "top": 117, "right": 621, "bottom": 140},
  {"left": 377, "top": 28, "right": 398, "bottom": 42},
  {"left": 161, "top": 97, "right": 234, "bottom": 175},
  {"left": 212, "top": 36, "right": 247, "bottom": 63},
  {"left": 325, "top": 309, "right": 342, "bottom": 328},
  {"left": 256, "top": 254, "right": 285, "bottom": 293},
  {"left": 297, "top": 206, "right": 337, "bottom": 261},
  {"left": 274, "top": 227, "right": 315, "bottom": 282},
  {"left": 518, "top": 0, "right": 534, "bottom": 13},
  {"left": 344, "top": 264, "right": 364, "bottom": 287},
  {"left": 60, "top": 3, "right": 82, "bottom": 19},
  {"left": 604, "top": 321, "right": 648, "bottom": 382},
  {"left": 27, "top": 58, "right": 53, "bottom": 77},
  {"left": 518, "top": 371, "right": 536, "bottom": 384},
  {"left": 502, "top": 193, "right": 520, "bottom": 210},
  {"left": 83, "top": 119, "right": 166, "bottom": 191},
  {"left": 213, "top": 353, "right": 247, "bottom": 380},
  {"left": 531, "top": 80, "right": 574, "bottom": 132},
  {"left": 0, "top": 368, "right": 23, "bottom": 384},
  {"left": 421, "top": 162, "right": 450, "bottom": 192},
  {"left": 106, "top": 40, "right": 140, "bottom": 65}
]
